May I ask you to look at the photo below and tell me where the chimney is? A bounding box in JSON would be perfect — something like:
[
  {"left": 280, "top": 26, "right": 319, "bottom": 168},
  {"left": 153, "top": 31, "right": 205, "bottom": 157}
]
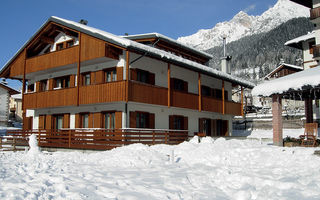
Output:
[
  {"left": 79, "top": 19, "right": 88, "bottom": 25},
  {"left": 221, "top": 36, "right": 232, "bottom": 74}
]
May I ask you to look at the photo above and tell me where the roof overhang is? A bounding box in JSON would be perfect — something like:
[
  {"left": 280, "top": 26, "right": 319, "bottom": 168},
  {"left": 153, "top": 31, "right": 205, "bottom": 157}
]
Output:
[{"left": 290, "top": 0, "right": 312, "bottom": 8}]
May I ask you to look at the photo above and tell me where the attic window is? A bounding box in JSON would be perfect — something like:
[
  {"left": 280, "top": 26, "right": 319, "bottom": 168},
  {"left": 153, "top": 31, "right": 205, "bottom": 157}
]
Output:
[
  {"left": 56, "top": 39, "right": 75, "bottom": 51},
  {"left": 56, "top": 43, "right": 64, "bottom": 51}
]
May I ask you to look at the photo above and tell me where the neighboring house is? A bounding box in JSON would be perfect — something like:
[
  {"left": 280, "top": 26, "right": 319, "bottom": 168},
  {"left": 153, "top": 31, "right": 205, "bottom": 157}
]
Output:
[
  {"left": 0, "top": 82, "right": 19, "bottom": 126},
  {"left": 9, "top": 93, "right": 22, "bottom": 122},
  {"left": 0, "top": 16, "right": 254, "bottom": 137}
]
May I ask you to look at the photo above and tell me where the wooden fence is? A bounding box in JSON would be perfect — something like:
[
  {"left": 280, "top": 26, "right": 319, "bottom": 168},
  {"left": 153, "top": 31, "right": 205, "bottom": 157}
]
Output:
[{"left": 4, "top": 129, "right": 189, "bottom": 151}]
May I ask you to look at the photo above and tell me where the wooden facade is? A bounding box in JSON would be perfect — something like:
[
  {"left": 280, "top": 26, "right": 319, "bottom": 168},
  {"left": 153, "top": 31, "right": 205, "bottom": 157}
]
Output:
[{"left": 0, "top": 17, "right": 251, "bottom": 144}]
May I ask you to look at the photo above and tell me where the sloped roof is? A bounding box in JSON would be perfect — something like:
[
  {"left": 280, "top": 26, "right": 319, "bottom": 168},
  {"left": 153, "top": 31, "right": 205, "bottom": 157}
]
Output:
[
  {"left": 0, "top": 16, "right": 254, "bottom": 89},
  {"left": 252, "top": 66, "right": 320, "bottom": 96},
  {"left": 285, "top": 32, "right": 315, "bottom": 49},
  {"left": 0, "top": 82, "right": 19, "bottom": 95},
  {"left": 289, "top": 0, "right": 312, "bottom": 8},
  {"left": 122, "top": 33, "right": 213, "bottom": 59},
  {"left": 264, "top": 63, "right": 303, "bottom": 80}
]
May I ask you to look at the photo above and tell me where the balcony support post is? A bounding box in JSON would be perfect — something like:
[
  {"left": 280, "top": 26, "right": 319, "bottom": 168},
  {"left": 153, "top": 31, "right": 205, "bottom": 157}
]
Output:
[
  {"left": 126, "top": 50, "right": 130, "bottom": 103},
  {"left": 76, "top": 33, "right": 82, "bottom": 106},
  {"left": 198, "top": 73, "right": 202, "bottom": 112},
  {"left": 241, "top": 86, "right": 244, "bottom": 116},
  {"left": 168, "top": 63, "right": 171, "bottom": 107},
  {"left": 222, "top": 80, "right": 225, "bottom": 115}
]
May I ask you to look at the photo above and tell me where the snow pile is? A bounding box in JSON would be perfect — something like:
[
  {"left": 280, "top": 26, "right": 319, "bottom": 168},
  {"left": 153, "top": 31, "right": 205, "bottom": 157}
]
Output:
[
  {"left": 252, "top": 66, "right": 320, "bottom": 96},
  {"left": 0, "top": 132, "right": 320, "bottom": 199},
  {"left": 178, "top": 0, "right": 309, "bottom": 50},
  {"left": 28, "top": 134, "right": 40, "bottom": 155}
]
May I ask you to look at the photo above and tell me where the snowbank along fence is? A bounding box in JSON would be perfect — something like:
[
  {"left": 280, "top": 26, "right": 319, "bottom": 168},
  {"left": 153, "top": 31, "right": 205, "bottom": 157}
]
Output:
[{"left": 4, "top": 129, "right": 189, "bottom": 150}]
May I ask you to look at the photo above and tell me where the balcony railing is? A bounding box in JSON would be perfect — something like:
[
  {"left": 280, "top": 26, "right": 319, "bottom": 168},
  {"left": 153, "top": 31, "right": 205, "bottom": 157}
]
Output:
[
  {"left": 26, "top": 46, "right": 79, "bottom": 74},
  {"left": 313, "top": 44, "right": 320, "bottom": 60},
  {"left": 225, "top": 101, "right": 242, "bottom": 116},
  {"left": 24, "top": 87, "right": 77, "bottom": 109},
  {"left": 171, "top": 90, "right": 198, "bottom": 110},
  {"left": 310, "top": 7, "right": 320, "bottom": 21}
]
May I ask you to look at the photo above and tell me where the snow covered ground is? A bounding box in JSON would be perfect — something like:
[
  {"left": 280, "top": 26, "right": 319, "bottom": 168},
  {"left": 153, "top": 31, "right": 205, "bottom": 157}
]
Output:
[{"left": 1, "top": 131, "right": 320, "bottom": 200}]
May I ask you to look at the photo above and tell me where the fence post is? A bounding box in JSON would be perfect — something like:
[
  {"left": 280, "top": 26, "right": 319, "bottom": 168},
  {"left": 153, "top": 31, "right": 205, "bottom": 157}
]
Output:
[
  {"left": 13, "top": 138, "right": 16, "bottom": 151},
  {"left": 152, "top": 131, "right": 155, "bottom": 145},
  {"left": 165, "top": 132, "right": 167, "bottom": 144},
  {"left": 69, "top": 130, "right": 71, "bottom": 148},
  {"left": 38, "top": 131, "right": 41, "bottom": 146},
  {"left": 0, "top": 137, "right": 2, "bottom": 149}
]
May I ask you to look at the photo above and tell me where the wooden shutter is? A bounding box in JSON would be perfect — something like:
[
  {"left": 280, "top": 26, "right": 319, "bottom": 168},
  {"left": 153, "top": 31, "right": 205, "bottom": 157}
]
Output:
[
  {"left": 223, "top": 120, "right": 229, "bottom": 136},
  {"left": 75, "top": 114, "right": 80, "bottom": 128},
  {"left": 199, "top": 118, "right": 204, "bottom": 133},
  {"left": 23, "top": 117, "right": 33, "bottom": 130},
  {"left": 90, "top": 72, "right": 95, "bottom": 85},
  {"left": 39, "top": 115, "right": 45, "bottom": 129},
  {"left": 115, "top": 111, "right": 122, "bottom": 129},
  {"left": 130, "top": 111, "right": 136, "bottom": 128},
  {"left": 63, "top": 113, "right": 70, "bottom": 128},
  {"left": 149, "top": 113, "right": 155, "bottom": 129},
  {"left": 183, "top": 116, "right": 188, "bottom": 130},
  {"left": 70, "top": 75, "right": 75, "bottom": 87},
  {"left": 35, "top": 82, "right": 40, "bottom": 92},
  {"left": 169, "top": 115, "right": 174, "bottom": 129},
  {"left": 45, "top": 115, "right": 52, "bottom": 129},
  {"left": 148, "top": 73, "right": 155, "bottom": 85},
  {"left": 93, "top": 113, "right": 102, "bottom": 128},
  {"left": 130, "top": 69, "right": 137, "bottom": 81},
  {"left": 95, "top": 71, "right": 104, "bottom": 84},
  {"left": 48, "top": 79, "right": 54, "bottom": 90},
  {"left": 117, "top": 67, "right": 123, "bottom": 81},
  {"left": 88, "top": 113, "right": 93, "bottom": 128},
  {"left": 183, "top": 81, "right": 188, "bottom": 92}
]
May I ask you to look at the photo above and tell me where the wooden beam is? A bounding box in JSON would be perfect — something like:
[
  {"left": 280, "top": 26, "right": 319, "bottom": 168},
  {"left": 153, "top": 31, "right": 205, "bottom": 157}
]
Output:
[
  {"left": 76, "top": 33, "right": 82, "bottom": 106},
  {"left": 22, "top": 49, "right": 27, "bottom": 129},
  {"left": 241, "top": 86, "right": 244, "bottom": 117},
  {"left": 168, "top": 63, "right": 171, "bottom": 107},
  {"left": 222, "top": 80, "right": 225, "bottom": 115},
  {"left": 198, "top": 73, "right": 201, "bottom": 112},
  {"left": 126, "top": 50, "right": 130, "bottom": 102},
  {"left": 40, "top": 36, "right": 54, "bottom": 44}
]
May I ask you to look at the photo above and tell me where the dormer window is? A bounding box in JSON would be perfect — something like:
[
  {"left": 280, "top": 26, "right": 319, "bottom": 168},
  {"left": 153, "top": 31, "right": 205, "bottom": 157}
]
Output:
[
  {"left": 56, "top": 39, "right": 75, "bottom": 51},
  {"left": 66, "top": 40, "right": 74, "bottom": 48}
]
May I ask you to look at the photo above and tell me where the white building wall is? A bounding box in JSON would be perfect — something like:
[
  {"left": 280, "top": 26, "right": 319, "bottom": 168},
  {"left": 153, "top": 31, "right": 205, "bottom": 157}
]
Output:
[
  {"left": 0, "top": 87, "right": 9, "bottom": 123},
  {"left": 302, "top": 41, "right": 318, "bottom": 69}
]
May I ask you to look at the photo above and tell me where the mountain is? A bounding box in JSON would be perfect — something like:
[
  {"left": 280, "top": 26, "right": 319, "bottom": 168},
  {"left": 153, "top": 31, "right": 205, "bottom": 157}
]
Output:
[
  {"left": 206, "top": 17, "right": 314, "bottom": 83},
  {"left": 177, "top": 0, "right": 309, "bottom": 51}
]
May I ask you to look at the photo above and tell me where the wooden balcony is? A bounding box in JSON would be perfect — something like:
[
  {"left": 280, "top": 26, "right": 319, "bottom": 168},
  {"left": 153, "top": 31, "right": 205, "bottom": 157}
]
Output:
[
  {"left": 24, "top": 87, "right": 77, "bottom": 109},
  {"left": 202, "top": 96, "right": 223, "bottom": 113},
  {"left": 310, "top": 7, "right": 320, "bottom": 21},
  {"left": 129, "top": 81, "right": 167, "bottom": 106},
  {"left": 225, "top": 101, "right": 242, "bottom": 116},
  {"left": 79, "top": 81, "right": 126, "bottom": 105},
  {"left": 26, "top": 46, "right": 79, "bottom": 74},
  {"left": 171, "top": 90, "right": 198, "bottom": 110},
  {"left": 313, "top": 44, "right": 320, "bottom": 60}
]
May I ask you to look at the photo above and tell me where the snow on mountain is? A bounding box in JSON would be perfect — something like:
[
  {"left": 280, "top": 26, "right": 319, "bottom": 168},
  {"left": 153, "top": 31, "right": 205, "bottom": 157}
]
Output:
[{"left": 177, "top": 0, "right": 309, "bottom": 50}]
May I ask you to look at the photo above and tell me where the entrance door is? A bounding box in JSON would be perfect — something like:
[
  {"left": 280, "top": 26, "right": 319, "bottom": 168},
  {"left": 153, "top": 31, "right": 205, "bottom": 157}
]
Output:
[
  {"left": 216, "top": 120, "right": 228, "bottom": 136},
  {"left": 199, "top": 118, "right": 212, "bottom": 136}
]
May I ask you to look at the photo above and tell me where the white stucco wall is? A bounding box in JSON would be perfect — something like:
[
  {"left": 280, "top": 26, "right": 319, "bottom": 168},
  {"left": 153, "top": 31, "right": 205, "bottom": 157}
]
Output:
[
  {"left": 302, "top": 40, "right": 318, "bottom": 69},
  {"left": 0, "top": 87, "right": 9, "bottom": 122}
]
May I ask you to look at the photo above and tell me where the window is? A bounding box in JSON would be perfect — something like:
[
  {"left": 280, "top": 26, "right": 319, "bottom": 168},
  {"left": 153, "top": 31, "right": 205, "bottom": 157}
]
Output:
[
  {"left": 136, "top": 112, "right": 149, "bottom": 128},
  {"left": 105, "top": 69, "right": 117, "bottom": 82},
  {"left": 81, "top": 114, "right": 89, "bottom": 128},
  {"left": 66, "top": 40, "right": 74, "bottom": 48},
  {"left": 173, "top": 116, "right": 184, "bottom": 130},
  {"left": 53, "top": 115, "right": 63, "bottom": 130},
  {"left": 215, "top": 89, "right": 222, "bottom": 99},
  {"left": 56, "top": 43, "right": 64, "bottom": 51},
  {"left": 39, "top": 80, "right": 48, "bottom": 92},
  {"left": 27, "top": 84, "right": 35, "bottom": 93},
  {"left": 56, "top": 39, "right": 75, "bottom": 51},
  {"left": 104, "top": 112, "right": 115, "bottom": 129},
  {"left": 201, "top": 86, "right": 211, "bottom": 97},
  {"left": 173, "top": 78, "right": 187, "bottom": 92},
  {"left": 137, "top": 70, "right": 149, "bottom": 83},
  {"left": 54, "top": 76, "right": 70, "bottom": 89},
  {"left": 82, "top": 73, "right": 91, "bottom": 86}
]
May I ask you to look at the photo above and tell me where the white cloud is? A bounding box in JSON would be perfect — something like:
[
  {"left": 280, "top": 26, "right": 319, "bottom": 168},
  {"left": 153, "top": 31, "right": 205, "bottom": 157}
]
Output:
[{"left": 243, "top": 4, "right": 256, "bottom": 13}]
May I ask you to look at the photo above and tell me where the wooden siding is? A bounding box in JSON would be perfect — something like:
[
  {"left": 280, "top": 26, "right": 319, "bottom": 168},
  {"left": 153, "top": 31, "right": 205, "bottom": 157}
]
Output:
[
  {"left": 79, "top": 81, "right": 126, "bottom": 105},
  {"left": 8, "top": 50, "right": 25, "bottom": 78},
  {"left": 23, "top": 87, "right": 77, "bottom": 109},
  {"left": 225, "top": 101, "right": 242, "bottom": 116},
  {"left": 129, "top": 81, "right": 167, "bottom": 106},
  {"left": 171, "top": 90, "right": 198, "bottom": 110},
  {"left": 202, "top": 97, "right": 223, "bottom": 113},
  {"left": 26, "top": 46, "right": 79, "bottom": 73},
  {"left": 117, "top": 67, "right": 123, "bottom": 81},
  {"left": 80, "top": 34, "right": 106, "bottom": 61}
]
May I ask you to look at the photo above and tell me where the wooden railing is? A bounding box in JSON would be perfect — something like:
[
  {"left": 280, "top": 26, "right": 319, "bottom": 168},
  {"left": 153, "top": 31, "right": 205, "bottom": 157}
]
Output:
[
  {"left": 5, "top": 129, "right": 189, "bottom": 151},
  {"left": 26, "top": 46, "right": 79, "bottom": 73},
  {"left": 172, "top": 90, "right": 198, "bottom": 110},
  {"left": 129, "top": 81, "right": 167, "bottom": 106},
  {"left": 24, "top": 87, "right": 77, "bottom": 109},
  {"left": 79, "top": 81, "right": 126, "bottom": 105},
  {"left": 202, "top": 96, "right": 223, "bottom": 113},
  {"left": 225, "top": 101, "right": 242, "bottom": 116},
  {"left": 310, "top": 7, "right": 320, "bottom": 21}
]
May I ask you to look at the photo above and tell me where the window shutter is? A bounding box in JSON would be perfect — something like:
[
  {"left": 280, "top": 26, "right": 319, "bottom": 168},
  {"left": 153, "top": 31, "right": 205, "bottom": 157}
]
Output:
[
  {"left": 90, "top": 72, "right": 95, "bottom": 85},
  {"left": 148, "top": 73, "right": 155, "bottom": 85},
  {"left": 149, "top": 113, "right": 155, "bottom": 129},
  {"left": 183, "top": 81, "right": 188, "bottom": 92},
  {"left": 130, "top": 111, "right": 136, "bottom": 128},
  {"left": 130, "top": 69, "right": 137, "bottom": 81},
  {"left": 117, "top": 67, "right": 123, "bottom": 81},
  {"left": 46, "top": 115, "right": 52, "bottom": 129},
  {"left": 63, "top": 113, "right": 70, "bottom": 128},
  {"left": 169, "top": 115, "right": 174, "bottom": 129},
  {"left": 35, "top": 82, "right": 40, "bottom": 92},
  {"left": 93, "top": 113, "right": 102, "bottom": 128},
  {"left": 39, "top": 115, "right": 45, "bottom": 129},
  {"left": 88, "top": 113, "right": 93, "bottom": 128},
  {"left": 95, "top": 71, "right": 104, "bottom": 84},
  {"left": 75, "top": 114, "right": 80, "bottom": 128},
  {"left": 115, "top": 111, "right": 122, "bottom": 129},
  {"left": 48, "top": 79, "right": 54, "bottom": 90},
  {"left": 70, "top": 75, "right": 75, "bottom": 87},
  {"left": 199, "top": 118, "right": 204, "bottom": 133},
  {"left": 183, "top": 116, "right": 188, "bottom": 130}
]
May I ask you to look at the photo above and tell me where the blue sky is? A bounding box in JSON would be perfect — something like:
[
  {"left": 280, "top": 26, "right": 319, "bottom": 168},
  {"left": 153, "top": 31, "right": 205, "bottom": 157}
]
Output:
[{"left": 0, "top": 0, "right": 277, "bottom": 90}]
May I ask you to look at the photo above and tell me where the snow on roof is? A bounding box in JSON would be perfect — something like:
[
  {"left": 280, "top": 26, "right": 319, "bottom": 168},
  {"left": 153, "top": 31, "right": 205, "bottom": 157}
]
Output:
[
  {"left": 285, "top": 31, "right": 315, "bottom": 49},
  {"left": 0, "top": 16, "right": 254, "bottom": 89},
  {"left": 122, "top": 33, "right": 213, "bottom": 59},
  {"left": 0, "top": 82, "right": 19, "bottom": 94},
  {"left": 11, "top": 93, "right": 22, "bottom": 100},
  {"left": 252, "top": 66, "right": 320, "bottom": 96},
  {"left": 264, "top": 63, "right": 303, "bottom": 79}
]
